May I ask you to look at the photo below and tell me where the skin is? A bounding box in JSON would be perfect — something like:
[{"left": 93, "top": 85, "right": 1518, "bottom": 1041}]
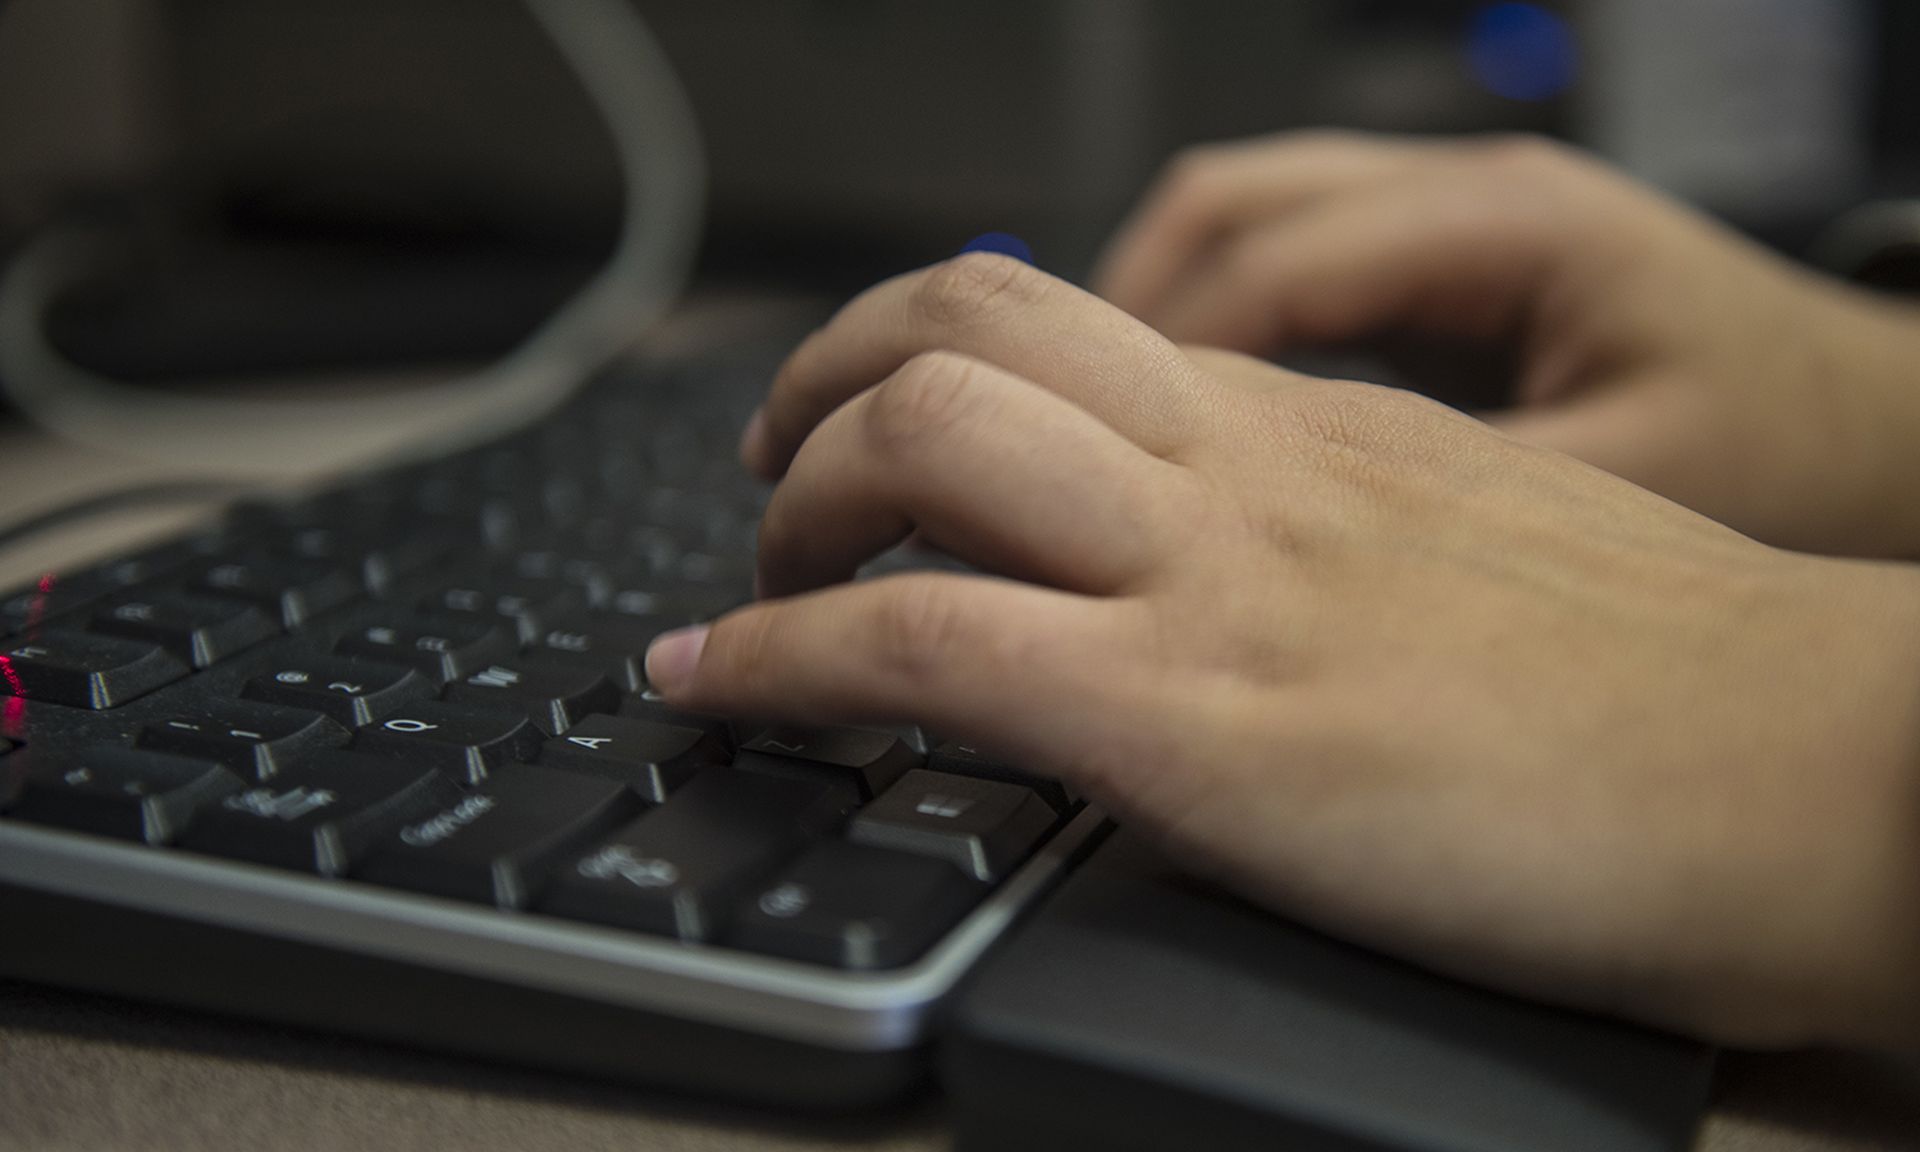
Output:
[
  {"left": 1092, "top": 132, "right": 1920, "bottom": 559},
  {"left": 645, "top": 141, "right": 1920, "bottom": 1050}
]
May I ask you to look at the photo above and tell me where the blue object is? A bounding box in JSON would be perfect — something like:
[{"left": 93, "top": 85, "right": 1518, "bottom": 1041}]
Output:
[
  {"left": 1465, "top": 3, "right": 1578, "bottom": 103},
  {"left": 959, "top": 232, "right": 1035, "bottom": 265}
]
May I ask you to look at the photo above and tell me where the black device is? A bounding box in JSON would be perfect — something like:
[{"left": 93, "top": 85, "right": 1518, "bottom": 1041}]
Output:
[{"left": 0, "top": 347, "right": 1713, "bottom": 1147}]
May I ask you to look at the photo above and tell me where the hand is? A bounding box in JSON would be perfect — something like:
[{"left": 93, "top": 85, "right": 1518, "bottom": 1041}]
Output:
[
  {"left": 1092, "top": 132, "right": 1920, "bottom": 559},
  {"left": 652, "top": 254, "right": 1920, "bottom": 1049}
]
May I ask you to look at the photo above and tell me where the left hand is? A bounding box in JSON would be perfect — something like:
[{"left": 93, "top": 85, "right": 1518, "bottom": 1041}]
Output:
[{"left": 650, "top": 253, "right": 1920, "bottom": 1049}]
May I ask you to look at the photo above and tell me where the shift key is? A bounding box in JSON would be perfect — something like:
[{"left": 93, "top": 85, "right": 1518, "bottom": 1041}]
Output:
[{"left": 355, "top": 765, "right": 640, "bottom": 908}]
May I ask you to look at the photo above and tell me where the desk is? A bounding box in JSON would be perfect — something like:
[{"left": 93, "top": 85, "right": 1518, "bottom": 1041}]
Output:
[{"left": 3, "top": 300, "right": 1918, "bottom": 1152}]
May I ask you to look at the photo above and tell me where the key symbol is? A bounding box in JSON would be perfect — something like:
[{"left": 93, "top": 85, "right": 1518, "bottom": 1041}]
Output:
[
  {"left": 207, "top": 564, "right": 248, "bottom": 588},
  {"left": 763, "top": 739, "right": 805, "bottom": 754},
  {"left": 613, "top": 591, "right": 657, "bottom": 615},
  {"left": 63, "top": 768, "right": 92, "bottom": 786},
  {"left": 275, "top": 670, "right": 310, "bottom": 685},
  {"left": 914, "top": 794, "right": 973, "bottom": 819},
  {"left": 114, "top": 602, "right": 155, "bottom": 622},
  {"left": 546, "top": 631, "right": 590, "bottom": 652},
  {"left": 228, "top": 729, "right": 264, "bottom": 741},
  {"left": 758, "top": 883, "right": 812, "bottom": 919},
  {"left": 416, "top": 636, "right": 450, "bottom": 653},
  {"left": 566, "top": 735, "right": 612, "bottom": 750},
  {"left": 8, "top": 645, "right": 48, "bottom": 660},
  {"left": 326, "top": 681, "right": 364, "bottom": 695},
  {"left": 383, "top": 718, "right": 438, "bottom": 733},
  {"left": 469, "top": 666, "right": 521, "bottom": 688},
  {"left": 365, "top": 627, "right": 397, "bottom": 646}
]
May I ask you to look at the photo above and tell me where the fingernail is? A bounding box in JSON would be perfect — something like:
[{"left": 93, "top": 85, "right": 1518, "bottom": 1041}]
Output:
[
  {"left": 739, "top": 407, "right": 768, "bottom": 467},
  {"left": 645, "top": 624, "right": 710, "bottom": 692}
]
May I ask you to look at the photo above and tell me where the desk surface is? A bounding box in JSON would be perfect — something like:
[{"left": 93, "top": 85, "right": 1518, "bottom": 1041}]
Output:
[{"left": 3, "top": 301, "right": 1918, "bottom": 1151}]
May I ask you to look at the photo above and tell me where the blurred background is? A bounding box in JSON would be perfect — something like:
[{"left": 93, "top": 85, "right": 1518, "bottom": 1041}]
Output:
[{"left": 0, "top": 0, "right": 1914, "bottom": 392}]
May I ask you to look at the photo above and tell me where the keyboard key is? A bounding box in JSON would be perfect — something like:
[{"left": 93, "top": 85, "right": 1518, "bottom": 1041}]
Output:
[
  {"left": 355, "top": 765, "right": 640, "bottom": 907},
  {"left": 420, "top": 578, "right": 584, "bottom": 638},
  {"left": 849, "top": 769, "right": 1057, "bottom": 882},
  {"left": 7, "top": 747, "right": 243, "bottom": 844},
  {"left": 736, "top": 726, "right": 921, "bottom": 801},
  {"left": 353, "top": 700, "right": 543, "bottom": 785},
  {"left": 71, "top": 534, "right": 222, "bottom": 594},
  {"left": 526, "top": 614, "right": 681, "bottom": 691},
  {"left": 191, "top": 555, "right": 361, "bottom": 627},
  {"left": 3, "top": 576, "right": 114, "bottom": 633},
  {"left": 926, "top": 742, "right": 1080, "bottom": 814},
  {"left": 0, "top": 630, "right": 189, "bottom": 710},
  {"left": 334, "top": 619, "right": 514, "bottom": 682},
  {"left": 272, "top": 525, "right": 452, "bottom": 593},
  {"left": 502, "top": 551, "right": 612, "bottom": 602},
  {"left": 616, "top": 692, "right": 740, "bottom": 746},
  {"left": 729, "top": 841, "right": 987, "bottom": 970},
  {"left": 602, "top": 584, "right": 738, "bottom": 626},
  {"left": 540, "top": 766, "right": 851, "bottom": 940},
  {"left": 0, "top": 536, "right": 217, "bottom": 632},
  {"left": 441, "top": 658, "right": 620, "bottom": 736},
  {"left": 88, "top": 593, "right": 279, "bottom": 668},
  {"left": 179, "top": 752, "right": 461, "bottom": 876},
  {"left": 138, "top": 701, "right": 349, "bottom": 780},
  {"left": 537, "top": 714, "right": 728, "bottom": 802},
  {"left": 242, "top": 656, "right": 432, "bottom": 726}
]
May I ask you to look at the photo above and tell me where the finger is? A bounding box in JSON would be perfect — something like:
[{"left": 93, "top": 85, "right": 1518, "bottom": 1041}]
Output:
[
  {"left": 757, "top": 351, "right": 1182, "bottom": 599},
  {"left": 1091, "top": 132, "right": 1439, "bottom": 320},
  {"left": 644, "top": 572, "right": 1144, "bottom": 771},
  {"left": 1152, "top": 179, "right": 1554, "bottom": 354},
  {"left": 742, "top": 253, "right": 1208, "bottom": 480}
]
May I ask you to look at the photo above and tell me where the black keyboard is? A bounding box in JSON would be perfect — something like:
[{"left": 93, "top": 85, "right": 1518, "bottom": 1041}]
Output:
[{"left": 0, "top": 351, "right": 1104, "bottom": 1107}]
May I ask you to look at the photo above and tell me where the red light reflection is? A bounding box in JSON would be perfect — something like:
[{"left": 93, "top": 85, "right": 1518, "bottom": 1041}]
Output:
[{"left": 0, "top": 653, "right": 25, "bottom": 739}]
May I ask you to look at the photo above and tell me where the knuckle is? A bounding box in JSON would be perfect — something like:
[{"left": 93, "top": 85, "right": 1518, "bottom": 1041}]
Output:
[
  {"left": 1272, "top": 384, "right": 1470, "bottom": 495},
  {"left": 1278, "top": 385, "right": 1396, "bottom": 463},
  {"left": 863, "top": 352, "right": 995, "bottom": 456},
  {"left": 915, "top": 252, "right": 1045, "bottom": 328},
  {"left": 870, "top": 578, "right": 976, "bottom": 686}
]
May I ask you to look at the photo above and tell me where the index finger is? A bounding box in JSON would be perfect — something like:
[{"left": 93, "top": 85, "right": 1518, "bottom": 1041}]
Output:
[{"left": 741, "top": 253, "right": 1209, "bottom": 480}]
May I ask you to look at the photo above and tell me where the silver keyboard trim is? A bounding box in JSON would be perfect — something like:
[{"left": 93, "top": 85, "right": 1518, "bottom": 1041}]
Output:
[{"left": 0, "top": 806, "right": 1106, "bottom": 1050}]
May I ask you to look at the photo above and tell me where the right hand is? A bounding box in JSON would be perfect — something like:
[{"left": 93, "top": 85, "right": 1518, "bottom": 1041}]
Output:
[{"left": 1091, "top": 131, "right": 1920, "bottom": 558}]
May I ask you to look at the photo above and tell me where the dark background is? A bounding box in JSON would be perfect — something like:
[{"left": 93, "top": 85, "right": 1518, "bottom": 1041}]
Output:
[{"left": 0, "top": 0, "right": 1913, "bottom": 382}]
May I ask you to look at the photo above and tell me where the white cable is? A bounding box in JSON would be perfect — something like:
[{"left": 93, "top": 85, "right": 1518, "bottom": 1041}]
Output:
[{"left": 0, "top": 0, "right": 704, "bottom": 475}]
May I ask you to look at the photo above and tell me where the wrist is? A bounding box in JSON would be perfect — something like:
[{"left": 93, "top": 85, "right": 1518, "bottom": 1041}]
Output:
[
  {"left": 1778, "top": 556, "right": 1920, "bottom": 1047},
  {"left": 1811, "top": 289, "right": 1920, "bottom": 559}
]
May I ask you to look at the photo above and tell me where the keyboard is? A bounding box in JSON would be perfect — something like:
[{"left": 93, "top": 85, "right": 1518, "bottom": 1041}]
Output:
[{"left": 0, "top": 349, "right": 1106, "bottom": 1107}]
